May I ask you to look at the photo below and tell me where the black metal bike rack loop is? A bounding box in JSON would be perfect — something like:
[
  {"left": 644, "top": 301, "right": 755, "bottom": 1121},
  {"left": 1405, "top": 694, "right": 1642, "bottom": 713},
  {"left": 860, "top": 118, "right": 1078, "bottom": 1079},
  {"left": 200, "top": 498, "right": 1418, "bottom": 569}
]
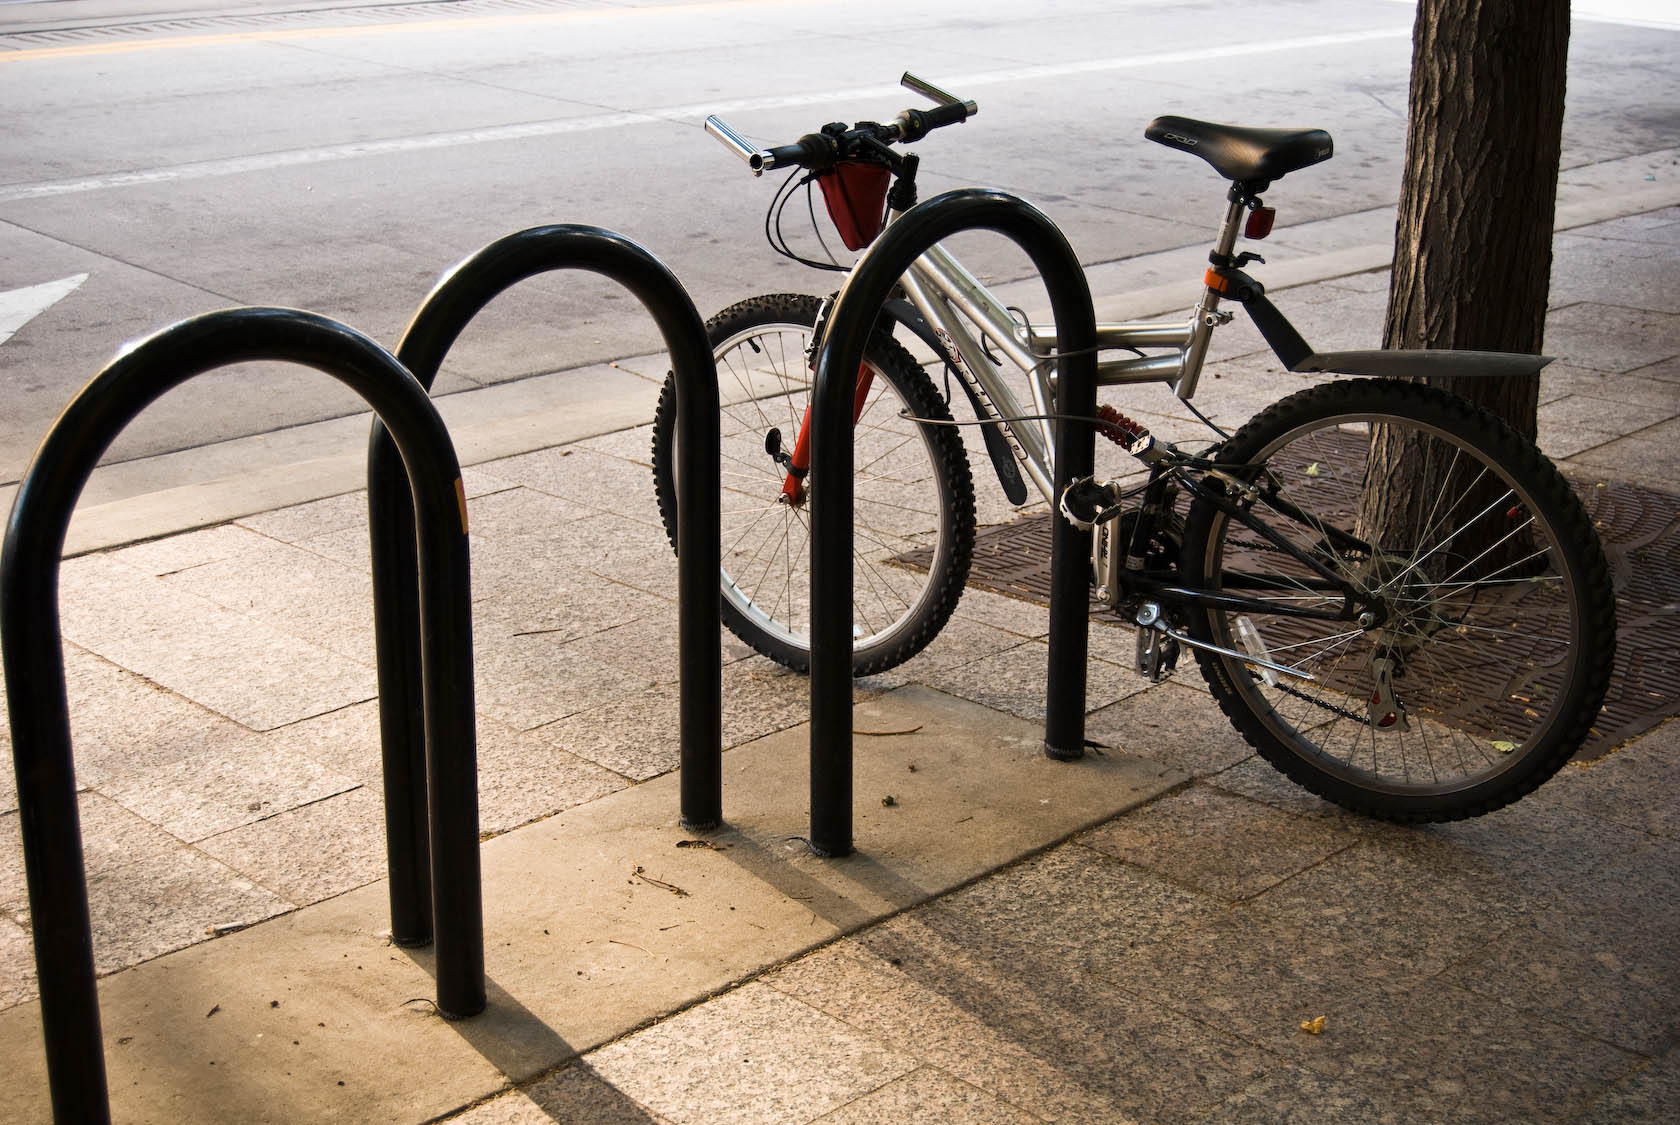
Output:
[
  {"left": 364, "top": 225, "right": 721, "bottom": 895},
  {"left": 808, "top": 189, "right": 1098, "bottom": 858},
  {"left": 0, "top": 308, "right": 481, "bottom": 1123}
]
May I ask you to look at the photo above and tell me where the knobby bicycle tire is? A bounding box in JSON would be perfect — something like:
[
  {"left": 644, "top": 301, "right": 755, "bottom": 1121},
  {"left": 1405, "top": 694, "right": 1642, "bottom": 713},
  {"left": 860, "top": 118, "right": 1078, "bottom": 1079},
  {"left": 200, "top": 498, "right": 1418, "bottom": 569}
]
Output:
[
  {"left": 652, "top": 293, "right": 976, "bottom": 675},
  {"left": 1180, "top": 378, "right": 1616, "bottom": 822}
]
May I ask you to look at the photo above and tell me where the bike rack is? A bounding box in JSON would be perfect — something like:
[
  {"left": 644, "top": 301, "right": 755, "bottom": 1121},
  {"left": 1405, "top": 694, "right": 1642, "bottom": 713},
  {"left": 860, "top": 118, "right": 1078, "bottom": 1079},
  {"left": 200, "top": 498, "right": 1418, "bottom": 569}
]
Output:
[
  {"left": 0, "top": 308, "right": 479, "bottom": 1123},
  {"left": 365, "top": 224, "right": 722, "bottom": 896},
  {"left": 807, "top": 189, "right": 1098, "bottom": 857}
]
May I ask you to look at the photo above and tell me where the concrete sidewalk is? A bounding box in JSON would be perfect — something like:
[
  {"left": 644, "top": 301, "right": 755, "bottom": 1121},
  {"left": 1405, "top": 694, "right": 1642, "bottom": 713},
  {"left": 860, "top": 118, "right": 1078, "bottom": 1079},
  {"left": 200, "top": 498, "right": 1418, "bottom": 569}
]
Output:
[{"left": 1, "top": 186, "right": 1677, "bottom": 1120}]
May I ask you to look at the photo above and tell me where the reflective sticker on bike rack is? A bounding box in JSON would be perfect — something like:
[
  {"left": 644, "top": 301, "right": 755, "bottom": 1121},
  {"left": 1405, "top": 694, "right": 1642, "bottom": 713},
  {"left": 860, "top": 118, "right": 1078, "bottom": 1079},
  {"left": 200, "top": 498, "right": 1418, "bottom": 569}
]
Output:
[{"left": 455, "top": 477, "right": 469, "bottom": 535}]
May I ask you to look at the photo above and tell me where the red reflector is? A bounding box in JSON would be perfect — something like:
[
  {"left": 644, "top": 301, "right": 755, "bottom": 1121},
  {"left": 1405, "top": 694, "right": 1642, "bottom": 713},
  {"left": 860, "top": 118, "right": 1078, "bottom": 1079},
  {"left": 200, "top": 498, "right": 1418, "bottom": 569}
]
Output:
[{"left": 1245, "top": 206, "right": 1276, "bottom": 240}]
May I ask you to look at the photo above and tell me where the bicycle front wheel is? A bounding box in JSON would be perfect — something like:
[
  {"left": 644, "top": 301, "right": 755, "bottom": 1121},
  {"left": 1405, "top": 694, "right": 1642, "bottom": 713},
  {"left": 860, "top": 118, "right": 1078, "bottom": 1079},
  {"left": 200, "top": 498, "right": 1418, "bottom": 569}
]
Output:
[
  {"left": 652, "top": 293, "right": 975, "bottom": 675},
  {"left": 1181, "top": 378, "right": 1615, "bottom": 822}
]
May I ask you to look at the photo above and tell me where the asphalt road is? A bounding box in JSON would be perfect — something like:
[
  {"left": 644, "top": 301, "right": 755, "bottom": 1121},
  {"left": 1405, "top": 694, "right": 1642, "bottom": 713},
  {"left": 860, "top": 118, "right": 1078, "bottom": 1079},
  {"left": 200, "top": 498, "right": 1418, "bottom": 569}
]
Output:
[{"left": 2, "top": 0, "right": 1676, "bottom": 482}]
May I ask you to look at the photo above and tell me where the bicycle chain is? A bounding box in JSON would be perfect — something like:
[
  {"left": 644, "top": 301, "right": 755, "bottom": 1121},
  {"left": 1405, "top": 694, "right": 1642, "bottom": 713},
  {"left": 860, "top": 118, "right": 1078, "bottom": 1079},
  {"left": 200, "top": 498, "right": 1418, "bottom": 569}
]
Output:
[
  {"left": 1271, "top": 678, "right": 1373, "bottom": 726},
  {"left": 1226, "top": 534, "right": 1287, "bottom": 556}
]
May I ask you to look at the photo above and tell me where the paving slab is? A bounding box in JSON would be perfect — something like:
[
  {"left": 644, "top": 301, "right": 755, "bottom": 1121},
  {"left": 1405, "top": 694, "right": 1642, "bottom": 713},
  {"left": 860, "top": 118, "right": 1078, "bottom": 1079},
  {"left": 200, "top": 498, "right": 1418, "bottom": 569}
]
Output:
[
  {"left": 1274, "top": 977, "right": 1643, "bottom": 1121},
  {"left": 1544, "top": 301, "right": 1680, "bottom": 375},
  {"left": 1079, "top": 785, "right": 1360, "bottom": 902},
  {"left": 1575, "top": 1046, "right": 1680, "bottom": 1124},
  {"left": 191, "top": 784, "right": 393, "bottom": 906},
  {"left": 811, "top": 1068, "right": 1043, "bottom": 1125},
  {"left": 0, "top": 792, "right": 179, "bottom": 906},
  {"left": 452, "top": 1062, "right": 678, "bottom": 1124},
  {"left": 0, "top": 685, "right": 1185, "bottom": 1122},
  {"left": 1083, "top": 682, "right": 1250, "bottom": 780},
  {"left": 47, "top": 644, "right": 274, "bottom": 793},
  {"left": 584, "top": 983, "right": 922, "bottom": 1124},
  {"left": 57, "top": 552, "right": 377, "bottom": 731},
  {"left": 763, "top": 896, "right": 1267, "bottom": 1124}
]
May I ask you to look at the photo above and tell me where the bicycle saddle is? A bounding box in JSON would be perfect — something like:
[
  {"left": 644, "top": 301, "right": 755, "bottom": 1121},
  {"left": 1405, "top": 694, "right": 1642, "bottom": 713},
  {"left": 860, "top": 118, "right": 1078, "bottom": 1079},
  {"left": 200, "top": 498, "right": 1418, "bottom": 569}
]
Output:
[{"left": 1145, "top": 116, "right": 1333, "bottom": 184}]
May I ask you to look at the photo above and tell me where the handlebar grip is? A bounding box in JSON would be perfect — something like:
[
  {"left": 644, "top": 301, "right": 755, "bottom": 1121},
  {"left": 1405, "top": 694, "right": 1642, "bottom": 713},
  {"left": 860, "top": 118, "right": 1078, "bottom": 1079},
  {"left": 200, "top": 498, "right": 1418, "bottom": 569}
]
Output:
[
  {"left": 894, "top": 101, "right": 973, "bottom": 143},
  {"left": 757, "top": 132, "right": 839, "bottom": 173}
]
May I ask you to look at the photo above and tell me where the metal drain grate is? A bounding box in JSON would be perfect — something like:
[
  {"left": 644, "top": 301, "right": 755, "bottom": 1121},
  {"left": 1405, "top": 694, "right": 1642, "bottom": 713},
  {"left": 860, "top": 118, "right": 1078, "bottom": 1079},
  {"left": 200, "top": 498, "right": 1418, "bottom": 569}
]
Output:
[{"left": 906, "top": 475, "right": 1680, "bottom": 762}]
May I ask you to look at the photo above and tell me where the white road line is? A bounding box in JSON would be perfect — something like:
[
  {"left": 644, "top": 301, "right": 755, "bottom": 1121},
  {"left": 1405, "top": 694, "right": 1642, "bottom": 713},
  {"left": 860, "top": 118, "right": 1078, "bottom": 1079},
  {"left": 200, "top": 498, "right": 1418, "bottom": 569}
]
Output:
[
  {"left": 0, "top": 27, "right": 1410, "bottom": 204},
  {"left": 0, "top": 272, "right": 88, "bottom": 344}
]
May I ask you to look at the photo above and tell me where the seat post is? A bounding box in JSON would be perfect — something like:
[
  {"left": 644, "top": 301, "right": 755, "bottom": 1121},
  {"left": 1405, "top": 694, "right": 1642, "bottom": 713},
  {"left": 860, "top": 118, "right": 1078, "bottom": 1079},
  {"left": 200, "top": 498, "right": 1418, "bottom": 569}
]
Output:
[
  {"left": 1212, "top": 182, "right": 1251, "bottom": 260},
  {"left": 1176, "top": 186, "right": 1250, "bottom": 399}
]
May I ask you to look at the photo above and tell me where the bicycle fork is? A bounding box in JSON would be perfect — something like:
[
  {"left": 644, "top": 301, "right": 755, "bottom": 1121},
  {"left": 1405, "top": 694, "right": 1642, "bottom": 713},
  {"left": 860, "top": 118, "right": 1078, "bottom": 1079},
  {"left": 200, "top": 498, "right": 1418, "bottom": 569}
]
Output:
[{"left": 775, "top": 362, "right": 876, "bottom": 505}]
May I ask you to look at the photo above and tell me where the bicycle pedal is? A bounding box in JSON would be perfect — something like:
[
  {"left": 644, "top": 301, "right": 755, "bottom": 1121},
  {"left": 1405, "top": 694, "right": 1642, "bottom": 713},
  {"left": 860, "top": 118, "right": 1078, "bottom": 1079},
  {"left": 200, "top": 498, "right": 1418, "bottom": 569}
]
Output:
[{"left": 1060, "top": 476, "right": 1120, "bottom": 531}]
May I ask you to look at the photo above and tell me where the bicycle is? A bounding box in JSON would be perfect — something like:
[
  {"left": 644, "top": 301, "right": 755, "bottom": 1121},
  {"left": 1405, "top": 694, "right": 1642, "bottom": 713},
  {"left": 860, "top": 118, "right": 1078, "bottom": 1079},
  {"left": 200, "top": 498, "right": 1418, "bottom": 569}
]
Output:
[{"left": 650, "top": 74, "right": 1617, "bottom": 823}]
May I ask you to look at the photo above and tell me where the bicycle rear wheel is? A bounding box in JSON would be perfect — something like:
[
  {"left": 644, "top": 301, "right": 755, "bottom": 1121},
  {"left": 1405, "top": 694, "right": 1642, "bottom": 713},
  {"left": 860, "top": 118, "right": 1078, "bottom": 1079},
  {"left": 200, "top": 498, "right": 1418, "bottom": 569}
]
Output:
[
  {"left": 652, "top": 293, "right": 975, "bottom": 675},
  {"left": 1180, "top": 378, "right": 1615, "bottom": 822}
]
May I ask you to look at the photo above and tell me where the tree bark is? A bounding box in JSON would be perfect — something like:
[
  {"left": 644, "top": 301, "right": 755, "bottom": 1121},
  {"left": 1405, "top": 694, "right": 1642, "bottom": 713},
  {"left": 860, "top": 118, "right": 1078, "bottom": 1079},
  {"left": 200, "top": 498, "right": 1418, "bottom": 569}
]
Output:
[
  {"left": 1359, "top": 0, "right": 1570, "bottom": 562},
  {"left": 1382, "top": 0, "right": 1571, "bottom": 439}
]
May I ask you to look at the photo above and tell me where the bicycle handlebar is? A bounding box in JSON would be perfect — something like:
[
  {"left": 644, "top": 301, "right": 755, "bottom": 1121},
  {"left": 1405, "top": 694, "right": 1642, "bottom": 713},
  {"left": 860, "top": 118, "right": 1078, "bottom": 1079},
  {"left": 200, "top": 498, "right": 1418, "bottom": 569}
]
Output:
[
  {"left": 705, "top": 71, "right": 977, "bottom": 176},
  {"left": 899, "top": 72, "right": 978, "bottom": 119}
]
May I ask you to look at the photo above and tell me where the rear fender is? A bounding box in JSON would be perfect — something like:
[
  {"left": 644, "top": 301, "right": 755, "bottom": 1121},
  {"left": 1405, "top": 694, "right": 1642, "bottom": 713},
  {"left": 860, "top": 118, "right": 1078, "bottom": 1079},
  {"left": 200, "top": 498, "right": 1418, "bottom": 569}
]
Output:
[
  {"left": 1235, "top": 283, "right": 1551, "bottom": 379},
  {"left": 1291, "top": 349, "right": 1552, "bottom": 379}
]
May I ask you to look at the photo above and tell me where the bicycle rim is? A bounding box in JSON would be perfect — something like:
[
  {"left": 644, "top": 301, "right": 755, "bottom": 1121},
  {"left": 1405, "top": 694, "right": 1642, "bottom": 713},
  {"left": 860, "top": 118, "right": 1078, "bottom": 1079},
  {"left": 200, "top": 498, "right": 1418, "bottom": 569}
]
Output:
[
  {"left": 1184, "top": 380, "right": 1611, "bottom": 819},
  {"left": 710, "top": 312, "right": 967, "bottom": 672}
]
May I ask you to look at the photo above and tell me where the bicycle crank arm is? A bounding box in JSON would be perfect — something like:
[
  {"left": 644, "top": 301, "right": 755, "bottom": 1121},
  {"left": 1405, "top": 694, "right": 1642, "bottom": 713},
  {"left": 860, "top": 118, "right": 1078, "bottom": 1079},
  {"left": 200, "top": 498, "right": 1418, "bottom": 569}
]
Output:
[{"left": 1136, "top": 605, "right": 1314, "bottom": 683}]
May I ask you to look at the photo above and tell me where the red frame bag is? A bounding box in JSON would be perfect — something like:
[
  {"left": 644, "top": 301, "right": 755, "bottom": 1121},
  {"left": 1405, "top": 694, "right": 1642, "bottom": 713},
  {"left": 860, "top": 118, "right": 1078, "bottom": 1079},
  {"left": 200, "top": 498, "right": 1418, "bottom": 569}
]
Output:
[{"left": 814, "top": 161, "right": 892, "bottom": 250}]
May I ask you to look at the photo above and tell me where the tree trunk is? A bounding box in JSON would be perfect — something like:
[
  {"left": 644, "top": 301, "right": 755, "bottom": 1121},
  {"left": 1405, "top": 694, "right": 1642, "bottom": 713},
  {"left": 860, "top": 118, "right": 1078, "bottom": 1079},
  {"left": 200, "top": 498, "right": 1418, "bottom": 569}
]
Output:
[
  {"left": 1382, "top": 0, "right": 1570, "bottom": 438},
  {"left": 1360, "top": 0, "right": 1570, "bottom": 562}
]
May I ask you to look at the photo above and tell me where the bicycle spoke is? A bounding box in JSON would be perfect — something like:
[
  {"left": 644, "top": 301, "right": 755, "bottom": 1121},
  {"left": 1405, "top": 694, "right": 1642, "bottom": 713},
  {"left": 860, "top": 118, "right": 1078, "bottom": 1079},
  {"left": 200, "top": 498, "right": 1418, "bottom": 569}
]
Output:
[
  {"left": 654, "top": 296, "right": 974, "bottom": 673},
  {"left": 1181, "top": 380, "right": 1609, "bottom": 820}
]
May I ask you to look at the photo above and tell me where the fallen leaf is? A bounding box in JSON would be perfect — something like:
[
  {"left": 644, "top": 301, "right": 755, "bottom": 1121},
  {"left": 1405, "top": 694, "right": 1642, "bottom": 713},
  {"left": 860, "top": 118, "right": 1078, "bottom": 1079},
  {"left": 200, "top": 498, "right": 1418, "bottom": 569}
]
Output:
[{"left": 1300, "top": 1015, "right": 1327, "bottom": 1035}]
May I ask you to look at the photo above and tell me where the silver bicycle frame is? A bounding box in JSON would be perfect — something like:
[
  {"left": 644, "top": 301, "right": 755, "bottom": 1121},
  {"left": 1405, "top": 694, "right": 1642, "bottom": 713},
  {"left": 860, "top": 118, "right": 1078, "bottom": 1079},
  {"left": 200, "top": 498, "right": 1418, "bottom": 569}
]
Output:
[{"left": 890, "top": 194, "right": 1249, "bottom": 504}]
